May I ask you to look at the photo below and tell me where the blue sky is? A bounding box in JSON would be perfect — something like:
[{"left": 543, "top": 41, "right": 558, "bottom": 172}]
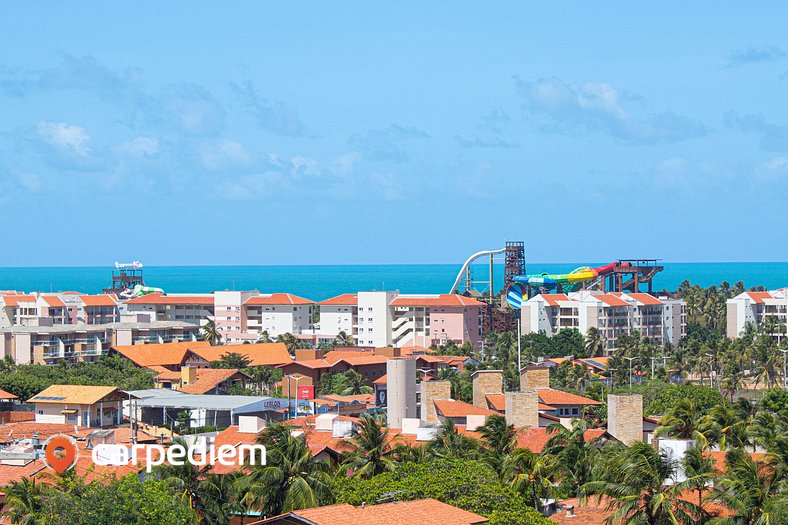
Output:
[{"left": 2, "top": 2, "right": 788, "bottom": 265}]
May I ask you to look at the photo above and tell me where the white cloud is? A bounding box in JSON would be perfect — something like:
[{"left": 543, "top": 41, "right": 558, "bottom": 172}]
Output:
[
  {"left": 36, "top": 121, "right": 91, "bottom": 156},
  {"left": 200, "top": 139, "right": 254, "bottom": 170},
  {"left": 115, "top": 137, "right": 159, "bottom": 157}
]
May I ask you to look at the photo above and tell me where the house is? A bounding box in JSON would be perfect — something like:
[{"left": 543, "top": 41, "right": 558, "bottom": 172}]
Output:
[
  {"left": 191, "top": 342, "right": 293, "bottom": 367},
  {"left": 156, "top": 367, "right": 249, "bottom": 395},
  {"left": 252, "top": 498, "right": 489, "bottom": 525},
  {"left": 433, "top": 399, "right": 497, "bottom": 426},
  {"left": 28, "top": 385, "right": 132, "bottom": 428},
  {"left": 111, "top": 341, "right": 211, "bottom": 372}
]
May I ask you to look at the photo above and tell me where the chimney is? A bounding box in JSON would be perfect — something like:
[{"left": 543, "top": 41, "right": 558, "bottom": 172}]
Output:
[
  {"left": 238, "top": 415, "right": 266, "bottom": 434},
  {"left": 607, "top": 394, "right": 643, "bottom": 445},
  {"left": 295, "top": 348, "right": 323, "bottom": 361},
  {"left": 520, "top": 364, "right": 550, "bottom": 390},
  {"left": 420, "top": 380, "right": 451, "bottom": 424},
  {"left": 505, "top": 391, "right": 539, "bottom": 427},
  {"left": 386, "top": 357, "right": 417, "bottom": 428},
  {"left": 472, "top": 370, "right": 503, "bottom": 408},
  {"left": 181, "top": 366, "right": 197, "bottom": 386}
]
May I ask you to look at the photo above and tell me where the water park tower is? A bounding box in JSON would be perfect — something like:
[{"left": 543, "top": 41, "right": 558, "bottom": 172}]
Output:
[{"left": 103, "top": 261, "right": 145, "bottom": 294}]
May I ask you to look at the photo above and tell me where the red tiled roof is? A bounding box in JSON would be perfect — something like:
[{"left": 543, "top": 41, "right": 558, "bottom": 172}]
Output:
[
  {"left": 191, "top": 343, "right": 293, "bottom": 367},
  {"left": 535, "top": 388, "right": 602, "bottom": 406},
  {"left": 2, "top": 295, "right": 36, "bottom": 306},
  {"left": 244, "top": 293, "right": 314, "bottom": 305},
  {"left": 179, "top": 368, "right": 247, "bottom": 394},
  {"left": 41, "top": 295, "right": 66, "bottom": 308},
  {"left": 485, "top": 394, "right": 554, "bottom": 413},
  {"left": 514, "top": 427, "right": 607, "bottom": 453},
  {"left": 541, "top": 293, "right": 571, "bottom": 307},
  {"left": 389, "top": 294, "right": 485, "bottom": 308},
  {"left": 78, "top": 295, "right": 118, "bottom": 307},
  {"left": 284, "top": 358, "right": 333, "bottom": 370},
  {"left": 434, "top": 400, "right": 496, "bottom": 418},
  {"left": 255, "top": 498, "right": 488, "bottom": 525},
  {"left": 0, "top": 461, "right": 46, "bottom": 488},
  {"left": 626, "top": 293, "right": 663, "bottom": 306},
  {"left": 373, "top": 374, "right": 387, "bottom": 385},
  {"left": 112, "top": 341, "right": 210, "bottom": 367},
  {"left": 335, "top": 355, "right": 388, "bottom": 366},
  {"left": 747, "top": 291, "right": 773, "bottom": 304},
  {"left": 125, "top": 293, "right": 214, "bottom": 305},
  {"left": 0, "top": 389, "right": 18, "bottom": 400},
  {"left": 595, "top": 294, "right": 630, "bottom": 307},
  {"left": 318, "top": 293, "right": 358, "bottom": 305}
]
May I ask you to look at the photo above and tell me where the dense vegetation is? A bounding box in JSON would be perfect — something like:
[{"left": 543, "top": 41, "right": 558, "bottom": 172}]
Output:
[{"left": 0, "top": 355, "right": 154, "bottom": 401}]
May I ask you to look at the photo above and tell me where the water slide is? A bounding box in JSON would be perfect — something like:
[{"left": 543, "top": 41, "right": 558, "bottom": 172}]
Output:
[
  {"left": 120, "top": 284, "right": 165, "bottom": 298},
  {"left": 506, "top": 262, "right": 629, "bottom": 310}
]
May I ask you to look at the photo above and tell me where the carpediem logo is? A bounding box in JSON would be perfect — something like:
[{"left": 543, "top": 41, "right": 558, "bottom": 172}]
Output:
[
  {"left": 43, "top": 434, "right": 79, "bottom": 474},
  {"left": 91, "top": 442, "right": 266, "bottom": 472}
]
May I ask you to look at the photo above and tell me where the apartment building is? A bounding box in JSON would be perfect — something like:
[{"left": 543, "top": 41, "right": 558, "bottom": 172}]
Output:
[
  {"left": 123, "top": 293, "right": 214, "bottom": 324},
  {"left": 726, "top": 289, "right": 788, "bottom": 341},
  {"left": 212, "top": 291, "right": 314, "bottom": 343},
  {"left": 520, "top": 291, "right": 686, "bottom": 351},
  {"left": 319, "top": 292, "right": 484, "bottom": 348}
]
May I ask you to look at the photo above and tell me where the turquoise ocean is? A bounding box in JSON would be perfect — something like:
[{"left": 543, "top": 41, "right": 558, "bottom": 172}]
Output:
[{"left": 0, "top": 263, "right": 786, "bottom": 301}]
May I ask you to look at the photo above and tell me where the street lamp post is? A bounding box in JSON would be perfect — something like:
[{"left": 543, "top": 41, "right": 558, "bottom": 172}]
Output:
[
  {"left": 704, "top": 352, "right": 715, "bottom": 390},
  {"left": 624, "top": 357, "right": 636, "bottom": 388},
  {"left": 517, "top": 320, "right": 522, "bottom": 373},
  {"left": 650, "top": 356, "right": 656, "bottom": 380},
  {"left": 780, "top": 348, "right": 788, "bottom": 390}
]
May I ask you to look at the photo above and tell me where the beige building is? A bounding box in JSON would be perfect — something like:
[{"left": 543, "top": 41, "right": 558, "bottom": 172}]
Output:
[
  {"left": 28, "top": 385, "right": 130, "bottom": 428},
  {"left": 726, "top": 289, "right": 788, "bottom": 342}
]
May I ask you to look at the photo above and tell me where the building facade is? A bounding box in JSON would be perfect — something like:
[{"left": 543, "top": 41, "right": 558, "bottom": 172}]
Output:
[{"left": 726, "top": 289, "right": 788, "bottom": 342}]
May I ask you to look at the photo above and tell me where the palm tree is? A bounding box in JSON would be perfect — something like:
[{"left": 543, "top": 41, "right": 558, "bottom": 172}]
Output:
[
  {"left": 334, "top": 331, "right": 354, "bottom": 346},
  {"left": 257, "top": 330, "right": 272, "bottom": 343},
  {"left": 339, "top": 369, "right": 372, "bottom": 395},
  {"left": 343, "top": 413, "right": 395, "bottom": 478},
  {"left": 246, "top": 365, "right": 278, "bottom": 395},
  {"left": 429, "top": 418, "right": 478, "bottom": 459},
  {"left": 584, "top": 327, "right": 607, "bottom": 358},
  {"left": 201, "top": 320, "right": 221, "bottom": 346},
  {"left": 276, "top": 333, "right": 298, "bottom": 352},
  {"left": 677, "top": 445, "right": 717, "bottom": 524},
  {"left": 710, "top": 449, "right": 788, "bottom": 525},
  {"left": 582, "top": 442, "right": 700, "bottom": 525},
  {"left": 700, "top": 403, "right": 749, "bottom": 451},
  {"left": 477, "top": 415, "right": 517, "bottom": 473},
  {"left": 237, "top": 423, "right": 332, "bottom": 516},
  {"left": 655, "top": 398, "right": 710, "bottom": 449},
  {"left": 501, "top": 448, "right": 554, "bottom": 512},
  {"left": 197, "top": 472, "right": 244, "bottom": 524},
  {"left": 3, "top": 477, "right": 42, "bottom": 525},
  {"left": 543, "top": 419, "right": 599, "bottom": 498},
  {"left": 155, "top": 438, "right": 209, "bottom": 508}
]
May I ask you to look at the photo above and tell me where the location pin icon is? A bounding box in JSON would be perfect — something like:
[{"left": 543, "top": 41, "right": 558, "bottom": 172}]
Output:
[{"left": 44, "top": 435, "right": 78, "bottom": 474}]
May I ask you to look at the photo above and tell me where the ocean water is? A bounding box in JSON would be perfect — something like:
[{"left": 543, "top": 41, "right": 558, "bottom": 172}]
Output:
[{"left": 0, "top": 262, "right": 786, "bottom": 301}]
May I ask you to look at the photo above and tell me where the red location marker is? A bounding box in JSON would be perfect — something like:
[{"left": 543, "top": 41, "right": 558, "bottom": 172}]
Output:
[{"left": 44, "top": 435, "right": 78, "bottom": 474}]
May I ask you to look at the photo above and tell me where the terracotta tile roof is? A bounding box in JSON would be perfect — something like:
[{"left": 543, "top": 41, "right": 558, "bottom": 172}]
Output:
[
  {"left": 179, "top": 368, "right": 247, "bottom": 394},
  {"left": 515, "top": 427, "right": 607, "bottom": 454},
  {"left": 0, "top": 461, "right": 46, "bottom": 488},
  {"left": 335, "top": 355, "right": 388, "bottom": 367},
  {"left": 541, "top": 293, "right": 571, "bottom": 307},
  {"left": 125, "top": 293, "right": 214, "bottom": 305},
  {"left": 318, "top": 293, "right": 358, "bottom": 305},
  {"left": 152, "top": 367, "right": 181, "bottom": 380},
  {"left": 78, "top": 295, "right": 118, "bottom": 307},
  {"left": 28, "top": 385, "right": 120, "bottom": 405},
  {"left": 595, "top": 294, "right": 630, "bottom": 307},
  {"left": 373, "top": 374, "right": 387, "bottom": 385},
  {"left": 389, "top": 294, "right": 485, "bottom": 308},
  {"left": 244, "top": 293, "right": 314, "bottom": 305},
  {"left": 191, "top": 343, "right": 293, "bottom": 367},
  {"left": 112, "top": 341, "right": 210, "bottom": 367},
  {"left": 256, "top": 498, "right": 488, "bottom": 525},
  {"left": 41, "top": 295, "right": 66, "bottom": 308},
  {"left": 485, "top": 394, "right": 505, "bottom": 412},
  {"left": 434, "top": 399, "right": 496, "bottom": 418},
  {"left": 285, "top": 359, "right": 333, "bottom": 370},
  {"left": 703, "top": 451, "right": 766, "bottom": 473},
  {"left": 0, "top": 422, "right": 85, "bottom": 443},
  {"left": 626, "top": 293, "right": 663, "bottom": 306},
  {"left": 323, "top": 350, "right": 374, "bottom": 363},
  {"left": 1, "top": 294, "right": 36, "bottom": 307},
  {"left": 747, "top": 291, "right": 773, "bottom": 304},
  {"left": 0, "top": 411, "right": 34, "bottom": 423},
  {"left": 322, "top": 394, "right": 375, "bottom": 405},
  {"left": 535, "top": 388, "right": 602, "bottom": 406},
  {"left": 0, "top": 389, "right": 18, "bottom": 400},
  {"left": 213, "top": 425, "right": 259, "bottom": 449}
]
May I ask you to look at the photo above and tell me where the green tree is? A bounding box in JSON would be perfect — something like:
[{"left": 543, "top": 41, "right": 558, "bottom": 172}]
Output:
[
  {"left": 584, "top": 327, "right": 607, "bottom": 358},
  {"left": 201, "top": 320, "right": 221, "bottom": 346},
  {"left": 343, "top": 413, "right": 395, "bottom": 478},
  {"left": 501, "top": 448, "right": 554, "bottom": 512},
  {"left": 3, "top": 477, "right": 43, "bottom": 525},
  {"left": 655, "top": 398, "right": 710, "bottom": 449},
  {"left": 477, "top": 415, "right": 517, "bottom": 473},
  {"left": 334, "top": 331, "right": 354, "bottom": 346},
  {"left": 429, "top": 418, "right": 479, "bottom": 459},
  {"left": 339, "top": 369, "right": 372, "bottom": 395},
  {"left": 543, "top": 419, "right": 599, "bottom": 498},
  {"left": 210, "top": 351, "right": 251, "bottom": 369}
]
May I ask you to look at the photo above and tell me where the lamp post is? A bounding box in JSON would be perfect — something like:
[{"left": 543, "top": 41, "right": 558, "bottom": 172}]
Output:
[
  {"left": 650, "top": 356, "right": 656, "bottom": 380},
  {"left": 624, "top": 357, "right": 636, "bottom": 388},
  {"left": 517, "top": 319, "right": 522, "bottom": 373},
  {"left": 704, "top": 352, "right": 715, "bottom": 390},
  {"left": 608, "top": 367, "right": 618, "bottom": 389},
  {"left": 780, "top": 348, "right": 788, "bottom": 390},
  {"left": 417, "top": 368, "right": 432, "bottom": 382}
]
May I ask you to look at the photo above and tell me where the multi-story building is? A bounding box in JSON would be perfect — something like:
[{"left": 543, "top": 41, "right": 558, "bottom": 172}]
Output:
[
  {"left": 520, "top": 291, "right": 686, "bottom": 352},
  {"left": 319, "top": 292, "right": 484, "bottom": 348},
  {"left": 213, "top": 291, "right": 314, "bottom": 343},
  {"left": 726, "top": 289, "right": 788, "bottom": 341},
  {"left": 123, "top": 293, "right": 214, "bottom": 324}
]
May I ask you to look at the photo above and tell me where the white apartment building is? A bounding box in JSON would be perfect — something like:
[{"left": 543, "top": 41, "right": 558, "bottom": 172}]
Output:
[
  {"left": 123, "top": 293, "right": 215, "bottom": 324},
  {"left": 319, "top": 291, "right": 485, "bottom": 348},
  {"left": 521, "top": 291, "right": 686, "bottom": 351},
  {"left": 213, "top": 291, "right": 314, "bottom": 344},
  {"left": 726, "top": 289, "right": 788, "bottom": 342}
]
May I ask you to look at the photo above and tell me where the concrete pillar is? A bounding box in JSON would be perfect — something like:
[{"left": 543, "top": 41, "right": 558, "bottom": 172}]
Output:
[
  {"left": 505, "top": 391, "right": 539, "bottom": 428},
  {"left": 520, "top": 365, "right": 550, "bottom": 390},
  {"left": 472, "top": 370, "right": 503, "bottom": 408},
  {"left": 386, "top": 357, "right": 417, "bottom": 428},
  {"left": 420, "top": 380, "right": 452, "bottom": 425},
  {"left": 608, "top": 394, "right": 643, "bottom": 445}
]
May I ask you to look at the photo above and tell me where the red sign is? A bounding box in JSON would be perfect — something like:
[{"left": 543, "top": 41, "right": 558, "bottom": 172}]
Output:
[{"left": 297, "top": 385, "right": 315, "bottom": 400}]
